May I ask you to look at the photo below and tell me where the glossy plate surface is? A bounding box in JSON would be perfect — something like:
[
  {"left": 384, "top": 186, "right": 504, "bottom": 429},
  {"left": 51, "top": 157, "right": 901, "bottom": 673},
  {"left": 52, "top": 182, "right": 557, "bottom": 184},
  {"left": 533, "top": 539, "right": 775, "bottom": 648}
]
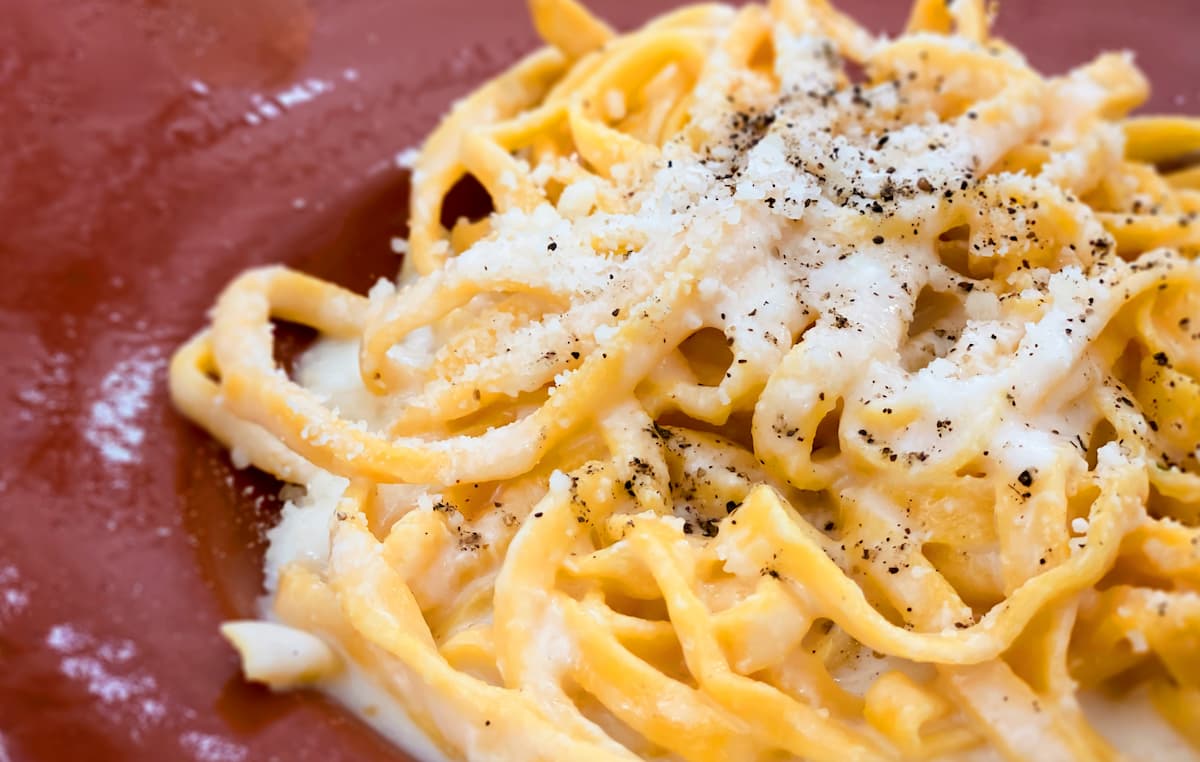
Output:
[{"left": 0, "top": 1, "right": 1195, "bottom": 759}]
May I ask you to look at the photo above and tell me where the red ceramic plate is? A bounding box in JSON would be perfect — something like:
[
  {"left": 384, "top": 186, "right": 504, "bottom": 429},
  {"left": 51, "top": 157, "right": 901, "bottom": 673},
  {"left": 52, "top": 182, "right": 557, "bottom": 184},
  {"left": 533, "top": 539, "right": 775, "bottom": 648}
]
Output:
[{"left": 1, "top": 1, "right": 1196, "bottom": 759}]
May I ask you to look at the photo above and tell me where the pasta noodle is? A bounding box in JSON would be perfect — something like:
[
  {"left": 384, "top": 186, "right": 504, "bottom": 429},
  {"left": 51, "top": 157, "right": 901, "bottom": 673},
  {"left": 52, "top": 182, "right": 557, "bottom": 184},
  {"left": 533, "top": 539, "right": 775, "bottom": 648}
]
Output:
[{"left": 171, "top": 0, "right": 1200, "bottom": 758}]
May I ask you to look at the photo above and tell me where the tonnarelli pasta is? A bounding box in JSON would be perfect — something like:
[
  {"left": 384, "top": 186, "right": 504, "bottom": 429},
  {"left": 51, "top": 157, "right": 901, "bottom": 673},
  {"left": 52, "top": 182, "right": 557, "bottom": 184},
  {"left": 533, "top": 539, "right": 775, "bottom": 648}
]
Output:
[{"left": 171, "top": 0, "right": 1200, "bottom": 758}]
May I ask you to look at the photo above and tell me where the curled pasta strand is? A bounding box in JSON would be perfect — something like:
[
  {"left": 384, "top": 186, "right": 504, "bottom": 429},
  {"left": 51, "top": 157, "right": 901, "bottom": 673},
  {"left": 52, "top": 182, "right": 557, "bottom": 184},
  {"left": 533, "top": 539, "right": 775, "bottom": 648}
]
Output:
[
  {"left": 327, "top": 515, "right": 636, "bottom": 760},
  {"left": 169, "top": 331, "right": 318, "bottom": 483},
  {"left": 210, "top": 260, "right": 704, "bottom": 484},
  {"left": 408, "top": 50, "right": 569, "bottom": 275},
  {"left": 717, "top": 467, "right": 1143, "bottom": 664},
  {"left": 628, "top": 520, "right": 888, "bottom": 761},
  {"left": 528, "top": 0, "right": 613, "bottom": 60}
]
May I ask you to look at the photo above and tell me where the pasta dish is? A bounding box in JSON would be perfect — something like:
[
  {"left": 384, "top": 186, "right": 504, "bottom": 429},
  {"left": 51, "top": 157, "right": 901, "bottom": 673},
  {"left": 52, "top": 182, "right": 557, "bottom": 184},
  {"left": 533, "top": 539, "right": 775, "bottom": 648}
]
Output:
[{"left": 170, "top": 0, "right": 1200, "bottom": 758}]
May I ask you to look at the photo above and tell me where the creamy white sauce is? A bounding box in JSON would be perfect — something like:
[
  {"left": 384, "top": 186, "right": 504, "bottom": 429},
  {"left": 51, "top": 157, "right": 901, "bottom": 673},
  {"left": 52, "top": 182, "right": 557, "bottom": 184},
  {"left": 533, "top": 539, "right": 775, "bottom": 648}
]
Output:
[
  {"left": 1080, "top": 686, "right": 1200, "bottom": 761},
  {"left": 258, "top": 459, "right": 447, "bottom": 761},
  {"left": 265, "top": 340, "right": 1200, "bottom": 761},
  {"left": 318, "top": 653, "right": 446, "bottom": 762}
]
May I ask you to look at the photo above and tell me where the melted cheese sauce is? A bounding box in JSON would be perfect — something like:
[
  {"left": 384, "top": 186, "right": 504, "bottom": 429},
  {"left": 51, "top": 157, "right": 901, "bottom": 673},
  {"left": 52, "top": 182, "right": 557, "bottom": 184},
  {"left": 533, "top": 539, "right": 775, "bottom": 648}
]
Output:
[{"left": 255, "top": 339, "right": 1198, "bottom": 761}]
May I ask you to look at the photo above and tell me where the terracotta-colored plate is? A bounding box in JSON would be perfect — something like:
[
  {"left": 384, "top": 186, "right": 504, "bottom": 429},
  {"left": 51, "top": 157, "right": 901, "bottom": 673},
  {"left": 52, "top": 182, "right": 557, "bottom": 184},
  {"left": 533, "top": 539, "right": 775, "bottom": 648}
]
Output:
[{"left": 0, "top": 1, "right": 1195, "bottom": 759}]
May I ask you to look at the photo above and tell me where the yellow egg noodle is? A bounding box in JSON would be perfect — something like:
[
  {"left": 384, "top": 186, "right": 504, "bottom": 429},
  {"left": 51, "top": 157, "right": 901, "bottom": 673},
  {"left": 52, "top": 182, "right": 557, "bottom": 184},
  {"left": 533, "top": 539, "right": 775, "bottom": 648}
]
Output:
[{"left": 170, "top": 0, "right": 1200, "bottom": 758}]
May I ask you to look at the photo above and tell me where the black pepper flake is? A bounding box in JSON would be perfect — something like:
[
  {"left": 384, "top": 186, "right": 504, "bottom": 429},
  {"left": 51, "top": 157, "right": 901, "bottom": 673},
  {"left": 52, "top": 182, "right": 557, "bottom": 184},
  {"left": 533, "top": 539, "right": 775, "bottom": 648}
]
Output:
[
  {"left": 1017, "top": 470, "right": 1033, "bottom": 487},
  {"left": 547, "top": 241, "right": 557, "bottom": 251},
  {"left": 872, "top": 235, "right": 885, "bottom": 245},
  {"left": 1154, "top": 351, "right": 1169, "bottom": 366}
]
